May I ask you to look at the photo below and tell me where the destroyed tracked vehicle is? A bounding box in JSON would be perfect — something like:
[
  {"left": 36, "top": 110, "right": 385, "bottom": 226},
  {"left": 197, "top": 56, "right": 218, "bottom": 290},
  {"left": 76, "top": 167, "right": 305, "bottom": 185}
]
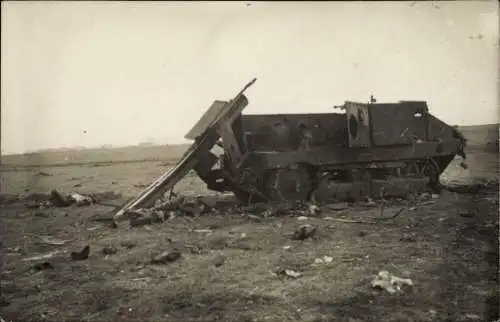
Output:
[{"left": 114, "top": 79, "right": 467, "bottom": 219}]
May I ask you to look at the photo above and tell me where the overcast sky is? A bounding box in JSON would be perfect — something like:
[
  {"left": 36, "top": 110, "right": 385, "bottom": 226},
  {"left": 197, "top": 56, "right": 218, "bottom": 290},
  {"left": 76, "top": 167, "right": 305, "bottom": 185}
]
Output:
[{"left": 2, "top": 1, "right": 498, "bottom": 154}]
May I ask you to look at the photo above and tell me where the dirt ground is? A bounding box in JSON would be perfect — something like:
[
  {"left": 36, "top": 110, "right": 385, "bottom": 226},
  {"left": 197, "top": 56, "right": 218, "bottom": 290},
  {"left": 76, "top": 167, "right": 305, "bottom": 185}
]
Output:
[{"left": 0, "top": 152, "right": 498, "bottom": 322}]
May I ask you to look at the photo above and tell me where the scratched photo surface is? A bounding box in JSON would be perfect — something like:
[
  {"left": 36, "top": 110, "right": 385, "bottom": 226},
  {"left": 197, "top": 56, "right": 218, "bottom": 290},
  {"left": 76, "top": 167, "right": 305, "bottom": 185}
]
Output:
[{"left": 1, "top": 2, "right": 498, "bottom": 322}]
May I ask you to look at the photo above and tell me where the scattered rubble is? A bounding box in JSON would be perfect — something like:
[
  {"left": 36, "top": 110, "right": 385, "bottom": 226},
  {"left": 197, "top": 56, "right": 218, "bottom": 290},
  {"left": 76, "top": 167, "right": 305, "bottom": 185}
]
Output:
[
  {"left": 400, "top": 232, "right": 417, "bottom": 242},
  {"left": 193, "top": 229, "right": 212, "bottom": 234},
  {"left": 22, "top": 250, "right": 63, "bottom": 262},
  {"left": 35, "top": 171, "right": 52, "bottom": 177},
  {"left": 33, "top": 211, "right": 50, "bottom": 217},
  {"left": 12, "top": 189, "right": 124, "bottom": 209},
  {"left": 151, "top": 251, "right": 181, "bottom": 264},
  {"left": 459, "top": 211, "right": 475, "bottom": 218},
  {"left": 106, "top": 188, "right": 452, "bottom": 230},
  {"left": 365, "top": 198, "right": 377, "bottom": 207},
  {"left": 120, "top": 241, "right": 137, "bottom": 249},
  {"left": 274, "top": 268, "right": 302, "bottom": 279},
  {"left": 49, "top": 190, "right": 72, "bottom": 207},
  {"left": 243, "top": 213, "right": 264, "bottom": 221},
  {"left": 314, "top": 256, "right": 333, "bottom": 265},
  {"left": 67, "top": 193, "right": 93, "bottom": 206},
  {"left": 292, "top": 224, "right": 317, "bottom": 241},
  {"left": 70, "top": 245, "right": 90, "bottom": 261},
  {"left": 445, "top": 179, "right": 499, "bottom": 194},
  {"left": 102, "top": 246, "right": 118, "bottom": 255},
  {"left": 371, "top": 270, "right": 414, "bottom": 294},
  {"left": 464, "top": 313, "right": 481, "bottom": 320},
  {"left": 7, "top": 246, "right": 24, "bottom": 255},
  {"left": 32, "top": 261, "right": 54, "bottom": 272},
  {"left": 129, "top": 214, "right": 153, "bottom": 228},
  {"left": 308, "top": 204, "right": 320, "bottom": 215},
  {"left": 38, "top": 236, "right": 69, "bottom": 246}
]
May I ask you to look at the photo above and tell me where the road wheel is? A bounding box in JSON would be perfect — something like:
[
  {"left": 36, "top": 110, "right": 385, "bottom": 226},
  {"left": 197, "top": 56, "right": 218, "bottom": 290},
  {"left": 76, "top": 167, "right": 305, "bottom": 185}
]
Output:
[{"left": 264, "top": 163, "right": 313, "bottom": 204}]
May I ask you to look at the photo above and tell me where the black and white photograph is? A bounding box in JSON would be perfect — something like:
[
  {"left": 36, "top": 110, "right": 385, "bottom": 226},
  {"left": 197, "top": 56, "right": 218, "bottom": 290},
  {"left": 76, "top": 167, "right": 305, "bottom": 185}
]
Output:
[{"left": 1, "top": 1, "right": 498, "bottom": 321}]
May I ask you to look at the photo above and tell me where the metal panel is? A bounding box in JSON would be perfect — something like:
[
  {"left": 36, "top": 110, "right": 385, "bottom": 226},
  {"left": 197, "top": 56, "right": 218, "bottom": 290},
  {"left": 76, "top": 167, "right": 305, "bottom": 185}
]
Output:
[
  {"left": 370, "top": 102, "right": 428, "bottom": 146},
  {"left": 255, "top": 138, "right": 463, "bottom": 169},
  {"left": 427, "top": 114, "right": 454, "bottom": 141},
  {"left": 240, "top": 113, "right": 347, "bottom": 151},
  {"left": 345, "top": 101, "right": 371, "bottom": 148},
  {"left": 185, "top": 100, "right": 228, "bottom": 140}
]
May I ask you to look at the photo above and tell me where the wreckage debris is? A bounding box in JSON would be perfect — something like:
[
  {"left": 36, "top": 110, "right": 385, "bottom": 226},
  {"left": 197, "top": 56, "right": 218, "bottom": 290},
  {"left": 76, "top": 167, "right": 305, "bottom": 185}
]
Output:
[
  {"left": 38, "top": 236, "right": 69, "bottom": 246},
  {"left": 464, "top": 313, "right": 481, "bottom": 320},
  {"left": 151, "top": 251, "right": 181, "bottom": 264},
  {"left": 33, "top": 211, "right": 49, "bottom": 217},
  {"left": 129, "top": 215, "right": 153, "bottom": 228},
  {"left": 7, "top": 246, "right": 24, "bottom": 255},
  {"left": 314, "top": 256, "right": 333, "bottom": 265},
  {"left": 32, "top": 261, "right": 54, "bottom": 272},
  {"left": 274, "top": 268, "right": 301, "bottom": 279},
  {"left": 22, "top": 250, "right": 63, "bottom": 262},
  {"left": 23, "top": 251, "right": 63, "bottom": 262},
  {"left": 105, "top": 179, "right": 497, "bottom": 232},
  {"left": 371, "top": 270, "right": 414, "bottom": 294},
  {"left": 49, "top": 190, "right": 71, "bottom": 207},
  {"left": 292, "top": 224, "right": 317, "bottom": 241},
  {"left": 445, "top": 180, "right": 499, "bottom": 194},
  {"left": 17, "top": 189, "right": 124, "bottom": 209},
  {"left": 459, "top": 211, "right": 475, "bottom": 218},
  {"left": 308, "top": 204, "right": 320, "bottom": 215},
  {"left": 102, "top": 246, "right": 118, "bottom": 255},
  {"left": 35, "top": 171, "right": 51, "bottom": 176},
  {"left": 400, "top": 232, "right": 417, "bottom": 242},
  {"left": 68, "top": 193, "right": 94, "bottom": 206},
  {"left": 243, "top": 213, "right": 264, "bottom": 221},
  {"left": 120, "top": 241, "right": 137, "bottom": 249},
  {"left": 193, "top": 229, "right": 212, "bottom": 234},
  {"left": 70, "top": 245, "right": 90, "bottom": 261},
  {"left": 365, "top": 198, "right": 377, "bottom": 207}
]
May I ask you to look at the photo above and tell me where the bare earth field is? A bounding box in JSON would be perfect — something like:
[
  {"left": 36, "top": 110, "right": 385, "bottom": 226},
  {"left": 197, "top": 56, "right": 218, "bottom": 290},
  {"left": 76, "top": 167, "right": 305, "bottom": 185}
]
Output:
[{"left": 0, "top": 137, "right": 499, "bottom": 321}]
